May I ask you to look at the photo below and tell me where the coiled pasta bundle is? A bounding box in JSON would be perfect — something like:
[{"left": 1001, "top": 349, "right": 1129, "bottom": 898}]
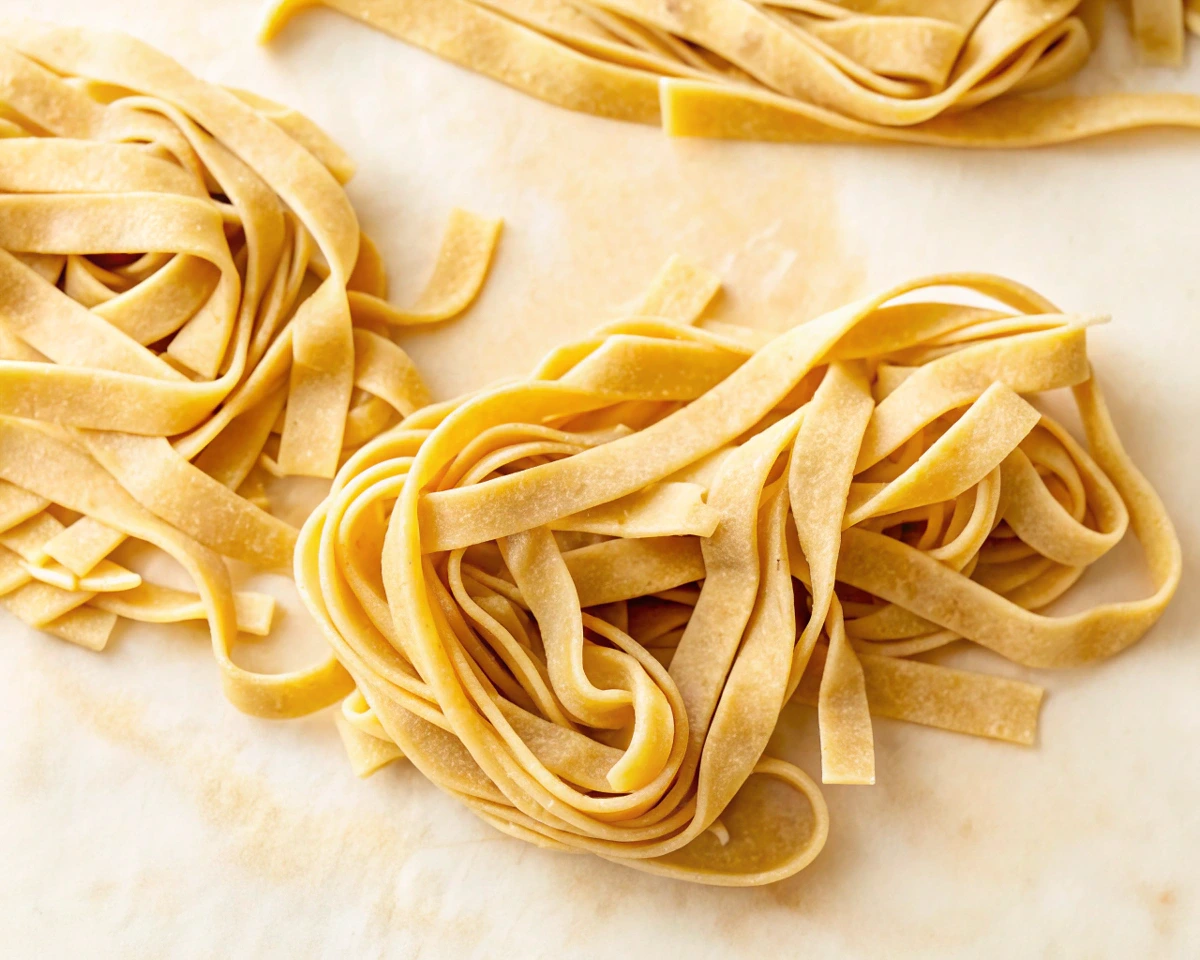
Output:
[
  {"left": 0, "top": 24, "right": 499, "bottom": 714},
  {"left": 261, "top": 0, "right": 1200, "bottom": 147},
  {"left": 297, "top": 260, "right": 1179, "bottom": 884}
]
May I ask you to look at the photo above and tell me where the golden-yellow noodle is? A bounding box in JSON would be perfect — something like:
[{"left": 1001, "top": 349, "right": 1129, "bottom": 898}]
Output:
[
  {"left": 295, "top": 257, "right": 1179, "bottom": 885},
  {"left": 0, "top": 23, "right": 499, "bottom": 716},
  {"left": 259, "top": 0, "right": 1200, "bottom": 147}
]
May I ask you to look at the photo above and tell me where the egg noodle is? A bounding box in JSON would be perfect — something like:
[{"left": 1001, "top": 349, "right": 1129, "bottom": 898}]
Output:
[
  {"left": 259, "top": 0, "right": 1200, "bottom": 147},
  {"left": 295, "top": 257, "right": 1180, "bottom": 884},
  {"left": 0, "top": 23, "right": 499, "bottom": 715}
]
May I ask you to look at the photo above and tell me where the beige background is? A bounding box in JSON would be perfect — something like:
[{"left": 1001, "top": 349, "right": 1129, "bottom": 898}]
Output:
[{"left": 2, "top": 2, "right": 1198, "bottom": 957}]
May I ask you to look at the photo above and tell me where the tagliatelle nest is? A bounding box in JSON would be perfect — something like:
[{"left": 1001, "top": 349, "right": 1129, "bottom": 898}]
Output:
[
  {"left": 262, "top": 0, "right": 1200, "bottom": 147},
  {"left": 0, "top": 24, "right": 499, "bottom": 712},
  {"left": 295, "top": 258, "right": 1180, "bottom": 885}
]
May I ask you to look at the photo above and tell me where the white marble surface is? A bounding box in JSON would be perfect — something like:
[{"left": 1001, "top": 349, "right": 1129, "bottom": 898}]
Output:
[{"left": 2, "top": 3, "right": 1198, "bottom": 957}]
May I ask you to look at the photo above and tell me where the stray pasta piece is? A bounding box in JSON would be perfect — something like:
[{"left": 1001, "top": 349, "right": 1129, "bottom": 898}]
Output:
[
  {"left": 0, "top": 24, "right": 500, "bottom": 714},
  {"left": 295, "top": 259, "right": 1179, "bottom": 885},
  {"left": 260, "top": 0, "right": 1200, "bottom": 147}
]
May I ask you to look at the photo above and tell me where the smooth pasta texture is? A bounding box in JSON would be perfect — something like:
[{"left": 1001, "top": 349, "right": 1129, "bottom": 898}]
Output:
[
  {"left": 0, "top": 24, "right": 499, "bottom": 716},
  {"left": 295, "top": 258, "right": 1180, "bottom": 885},
  {"left": 259, "top": 0, "right": 1200, "bottom": 147}
]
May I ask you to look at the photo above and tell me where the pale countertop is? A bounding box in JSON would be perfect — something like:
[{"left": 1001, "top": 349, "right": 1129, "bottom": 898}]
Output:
[{"left": 2, "top": 2, "right": 1198, "bottom": 957}]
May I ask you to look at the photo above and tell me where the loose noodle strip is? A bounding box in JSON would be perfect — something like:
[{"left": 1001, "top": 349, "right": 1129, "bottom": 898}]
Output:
[
  {"left": 335, "top": 709, "right": 406, "bottom": 776},
  {"left": 261, "top": 0, "right": 1200, "bottom": 148},
  {"left": 0, "top": 24, "right": 499, "bottom": 710},
  {"left": 294, "top": 261, "right": 1178, "bottom": 884},
  {"left": 794, "top": 643, "right": 1044, "bottom": 745},
  {"left": 91, "top": 584, "right": 277, "bottom": 637}
]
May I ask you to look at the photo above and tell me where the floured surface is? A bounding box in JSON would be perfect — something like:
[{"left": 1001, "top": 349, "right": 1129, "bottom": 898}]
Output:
[{"left": 2, "top": 1, "right": 1198, "bottom": 956}]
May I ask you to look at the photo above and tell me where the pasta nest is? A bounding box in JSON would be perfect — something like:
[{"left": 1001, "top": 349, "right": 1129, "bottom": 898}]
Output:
[
  {"left": 0, "top": 24, "right": 498, "bottom": 710},
  {"left": 297, "top": 259, "right": 1180, "bottom": 885},
  {"left": 262, "top": 0, "right": 1200, "bottom": 147}
]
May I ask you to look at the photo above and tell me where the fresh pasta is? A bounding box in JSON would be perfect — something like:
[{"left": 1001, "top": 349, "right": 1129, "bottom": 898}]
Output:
[
  {"left": 259, "top": 0, "right": 1200, "bottom": 147},
  {"left": 0, "top": 23, "right": 499, "bottom": 715},
  {"left": 296, "top": 257, "right": 1180, "bottom": 885}
]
